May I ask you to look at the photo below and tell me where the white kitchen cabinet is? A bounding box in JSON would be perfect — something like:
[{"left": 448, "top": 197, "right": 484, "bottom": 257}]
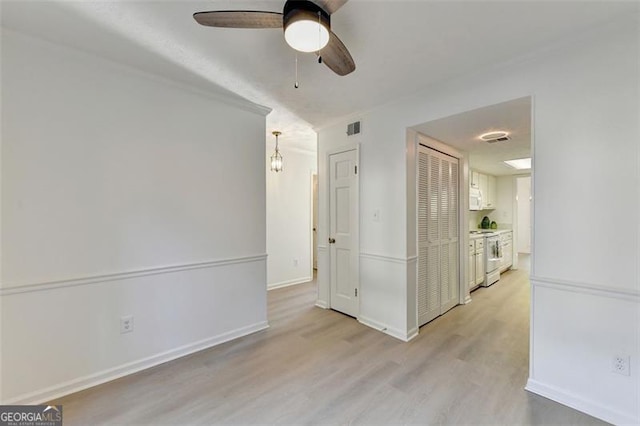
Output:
[
  {"left": 468, "top": 240, "right": 475, "bottom": 289},
  {"left": 485, "top": 175, "right": 497, "bottom": 209},
  {"left": 475, "top": 238, "right": 484, "bottom": 285},
  {"left": 499, "top": 231, "right": 513, "bottom": 273},
  {"left": 479, "top": 173, "right": 487, "bottom": 204},
  {"left": 470, "top": 170, "right": 497, "bottom": 209},
  {"left": 471, "top": 171, "right": 480, "bottom": 189}
]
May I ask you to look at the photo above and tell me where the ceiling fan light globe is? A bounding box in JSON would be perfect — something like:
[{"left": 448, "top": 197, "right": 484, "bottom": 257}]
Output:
[{"left": 284, "top": 20, "right": 329, "bottom": 52}]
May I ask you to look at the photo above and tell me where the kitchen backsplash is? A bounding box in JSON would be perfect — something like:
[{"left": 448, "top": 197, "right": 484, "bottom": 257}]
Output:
[{"left": 469, "top": 210, "right": 512, "bottom": 231}]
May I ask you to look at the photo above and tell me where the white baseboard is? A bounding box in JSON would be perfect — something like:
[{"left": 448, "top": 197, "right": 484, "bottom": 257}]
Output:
[
  {"left": 315, "top": 300, "right": 329, "bottom": 309},
  {"left": 525, "top": 378, "right": 638, "bottom": 425},
  {"left": 3, "top": 321, "right": 269, "bottom": 405},
  {"left": 405, "top": 327, "right": 419, "bottom": 341},
  {"left": 358, "top": 315, "right": 413, "bottom": 342},
  {"left": 267, "top": 276, "right": 312, "bottom": 290}
]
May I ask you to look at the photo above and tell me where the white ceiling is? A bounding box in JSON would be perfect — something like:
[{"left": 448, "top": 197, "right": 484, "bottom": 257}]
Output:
[
  {"left": 2, "top": 1, "right": 636, "bottom": 153},
  {"left": 413, "top": 96, "right": 531, "bottom": 176}
]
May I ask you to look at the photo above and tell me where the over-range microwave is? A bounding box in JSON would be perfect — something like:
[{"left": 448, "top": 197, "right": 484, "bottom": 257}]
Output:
[{"left": 470, "top": 187, "right": 483, "bottom": 211}]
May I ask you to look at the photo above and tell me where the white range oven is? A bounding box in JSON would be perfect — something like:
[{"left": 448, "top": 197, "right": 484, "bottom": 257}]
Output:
[{"left": 483, "top": 232, "right": 502, "bottom": 287}]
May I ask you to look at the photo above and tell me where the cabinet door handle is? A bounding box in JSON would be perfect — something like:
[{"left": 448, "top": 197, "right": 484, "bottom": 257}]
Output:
[{"left": 328, "top": 237, "right": 336, "bottom": 244}]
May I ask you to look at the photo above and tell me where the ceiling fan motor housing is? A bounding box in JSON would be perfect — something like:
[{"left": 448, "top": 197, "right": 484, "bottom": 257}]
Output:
[
  {"left": 284, "top": 1, "right": 331, "bottom": 35},
  {"left": 282, "top": 0, "right": 331, "bottom": 52}
]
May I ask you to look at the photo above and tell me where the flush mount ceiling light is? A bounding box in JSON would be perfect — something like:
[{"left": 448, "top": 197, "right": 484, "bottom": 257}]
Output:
[
  {"left": 270, "top": 131, "right": 284, "bottom": 173},
  {"left": 284, "top": 1, "right": 330, "bottom": 53},
  {"left": 504, "top": 158, "right": 531, "bottom": 170},
  {"left": 480, "top": 131, "right": 509, "bottom": 141}
]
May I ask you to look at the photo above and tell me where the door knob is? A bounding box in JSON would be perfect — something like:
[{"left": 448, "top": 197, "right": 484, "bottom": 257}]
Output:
[{"left": 328, "top": 237, "right": 336, "bottom": 244}]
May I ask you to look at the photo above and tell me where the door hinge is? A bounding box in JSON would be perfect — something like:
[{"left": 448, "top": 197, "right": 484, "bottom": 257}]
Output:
[
  {"left": 355, "top": 288, "right": 358, "bottom": 297},
  {"left": 355, "top": 165, "right": 358, "bottom": 175}
]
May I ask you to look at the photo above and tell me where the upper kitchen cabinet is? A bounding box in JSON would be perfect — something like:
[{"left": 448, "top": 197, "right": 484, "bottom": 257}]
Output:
[
  {"left": 479, "top": 173, "right": 488, "bottom": 203},
  {"left": 470, "top": 170, "right": 497, "bottom": 210},
  {"left": 471, "top": 171, "right": 480, "bottom": 189},
  {"left": 485, "top": 175, "right": 497, "bottom": 209}
]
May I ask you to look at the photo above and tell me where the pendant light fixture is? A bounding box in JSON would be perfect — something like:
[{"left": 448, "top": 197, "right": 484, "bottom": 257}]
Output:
[{"left": 270, "top": 131, "right": 284, "bottom": 172}]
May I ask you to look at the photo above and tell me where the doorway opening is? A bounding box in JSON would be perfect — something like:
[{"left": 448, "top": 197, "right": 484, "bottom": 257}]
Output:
[
  {"left": 265, "top": 146, "right": 318, "bottom": 291},
  {"left": 409, "top": 96, "right": 533, "bottom": 331}
]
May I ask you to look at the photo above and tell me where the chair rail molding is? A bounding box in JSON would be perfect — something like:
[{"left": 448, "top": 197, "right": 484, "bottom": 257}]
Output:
[
  {"left": 530, "top": 275, "right": 640, "bottom": 302},
  {"left": 1, "top": 254, "right": 268, "bottom": 296},
  {"left": 360, "top": 252, "right": 417, "bottom": 265}
]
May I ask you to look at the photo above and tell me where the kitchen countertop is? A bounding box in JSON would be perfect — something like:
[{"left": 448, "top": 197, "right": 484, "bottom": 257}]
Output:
[
  {"left": 469, "top": 233, "right": 486, "bottom": 239},
  {"left": 470, "top": 229, "right": 512, "bottom": 237}
]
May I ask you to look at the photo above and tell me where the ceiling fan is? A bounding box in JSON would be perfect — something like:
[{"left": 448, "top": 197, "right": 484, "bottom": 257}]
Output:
[{"left": 193, "top": 0, "right": 355, "bottom": 76}]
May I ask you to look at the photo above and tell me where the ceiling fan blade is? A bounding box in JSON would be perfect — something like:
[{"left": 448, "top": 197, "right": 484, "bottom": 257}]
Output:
[
  {"left": 320, "top": 31, "right": 355, "bottom": 76},
  {"left": 193, "top": 11, "right": 283, "bottom": 29},
  {"left": 312, "top": 0, "right": 349, "bottom": 14}
]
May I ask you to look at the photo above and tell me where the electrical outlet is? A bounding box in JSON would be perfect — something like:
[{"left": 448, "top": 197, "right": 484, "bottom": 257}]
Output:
[
  {"left": 293, "top": 258, "right": 299, "bottom": 267},
  {"left": 120, "top": 315, "right": 134, "bottom": 334},
  {"left": 612, "top": 355, "right": 630, "bottom": 376}
]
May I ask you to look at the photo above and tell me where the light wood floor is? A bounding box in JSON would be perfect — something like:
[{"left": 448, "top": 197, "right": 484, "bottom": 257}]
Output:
[{"left": 51, "top": 268, "right": 606, "bottom": 425}]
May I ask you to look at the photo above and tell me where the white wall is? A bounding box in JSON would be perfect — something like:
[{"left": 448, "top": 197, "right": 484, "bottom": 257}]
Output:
[
  {"left": 317, "top": 14, "right": 639, "bottom": 424},
  {"left": 516, "top": 176, "right": 531, "bottom": 253},
  {"left": 318, "top": 122, "right": 411, "bottom": 340},
  {"left": 493, "top": 175, "right": 515, "bottom": 229},
  {"left": 0, "top": 29, "right": 269, "bottom": 403},
  {"left": 266, "top": 146, "right": 317, "bottom": 289}
]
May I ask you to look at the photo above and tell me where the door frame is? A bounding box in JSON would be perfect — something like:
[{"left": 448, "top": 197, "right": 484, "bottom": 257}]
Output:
[
  {"left": 413, "top": 132, "right": 466, "bottom": 328},
  {"left": 512, "top": 173, "right": 532, "bottom": 270},
  {"left": 310, "top": 171, "right": 318, "bottom": 276},
  {"left": 326, "top": 144, "right": 360, "bottom": 317}
]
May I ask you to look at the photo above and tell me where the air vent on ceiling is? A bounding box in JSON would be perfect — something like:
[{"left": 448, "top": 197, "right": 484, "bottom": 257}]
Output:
[
  {"left": 486, "top": 136, "right": 510, "bottom": 143},
  {"left": 347, "top": 121, "right": 361, "bottom": 136}
]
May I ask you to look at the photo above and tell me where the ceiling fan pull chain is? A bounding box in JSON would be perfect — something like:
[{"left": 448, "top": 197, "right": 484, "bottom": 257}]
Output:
[
  {"left": 317, "top": 11, "right": 323, "bottom": 64},
  {"left": 295, "top": 53, "right": 299, "bottom": 88}
]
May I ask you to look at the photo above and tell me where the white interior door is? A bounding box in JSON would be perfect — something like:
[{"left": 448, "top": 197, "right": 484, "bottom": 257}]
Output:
[
  {"left": 329, "top": 149, "right": 358, "bottom": 317},
  {"left": 417, "top": 146, "right": 459, "bottom": 327},
  {"left": 312, "top": 174, "right": 318, "bottom": 270}
]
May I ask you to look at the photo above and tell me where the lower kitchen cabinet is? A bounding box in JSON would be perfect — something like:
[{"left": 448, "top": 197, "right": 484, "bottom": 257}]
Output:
[
  {"left": 499, "top": 231, "right": 513, "bottom": 273},
  {"left": 468, "top": 240, "right": 476, "bottom": 289},
  {"left": 475, "top": 238, "right": 484, "bottom": 285}
]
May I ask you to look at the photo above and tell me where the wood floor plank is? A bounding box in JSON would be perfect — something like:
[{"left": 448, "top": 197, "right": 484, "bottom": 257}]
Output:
[{"left": 50, "top": 267, "right": 607, "bottom": 425}]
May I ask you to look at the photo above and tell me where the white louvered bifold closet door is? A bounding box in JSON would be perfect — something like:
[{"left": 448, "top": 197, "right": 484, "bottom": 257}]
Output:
[
  {"left": 440, "top": 159, "right": 459, "bottom": 313},
  {"left": 417, "top": 146, "right": 459, "bottom": 327},
  {"left": 417, "top": 152, "right": 431, "bottom": 325}
]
